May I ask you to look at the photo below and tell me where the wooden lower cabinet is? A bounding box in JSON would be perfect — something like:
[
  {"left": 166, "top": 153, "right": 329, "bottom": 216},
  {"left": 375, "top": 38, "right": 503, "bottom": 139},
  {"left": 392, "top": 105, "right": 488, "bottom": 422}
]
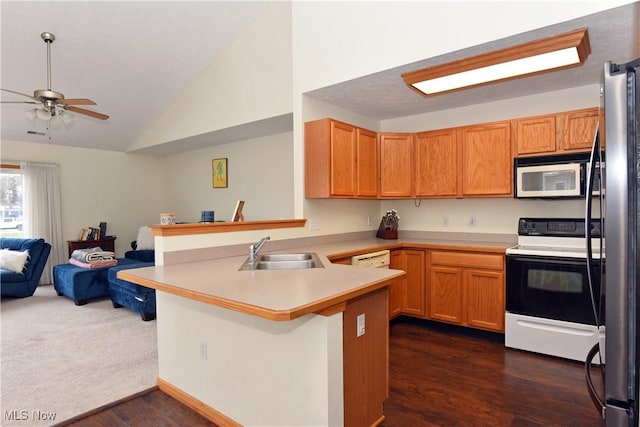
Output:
[
  {"left": 389, "top": 249, "right": 426, "bottom": 319},
  {"left": 427, "top": 250, "right": 505, "bottom": 333}
]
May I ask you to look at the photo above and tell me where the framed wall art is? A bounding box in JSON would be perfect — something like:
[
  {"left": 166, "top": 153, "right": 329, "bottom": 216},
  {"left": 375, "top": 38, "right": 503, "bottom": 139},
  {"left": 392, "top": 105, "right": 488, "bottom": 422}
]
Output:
[{"left": 212, "top": 158, "right": 228, "bottom": 188}]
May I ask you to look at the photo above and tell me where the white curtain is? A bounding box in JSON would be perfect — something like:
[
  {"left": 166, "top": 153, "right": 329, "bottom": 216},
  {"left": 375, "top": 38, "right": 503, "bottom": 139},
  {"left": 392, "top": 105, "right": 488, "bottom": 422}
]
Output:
[{"left": 20, "top": 161, "right": 64, "bottom": 285}]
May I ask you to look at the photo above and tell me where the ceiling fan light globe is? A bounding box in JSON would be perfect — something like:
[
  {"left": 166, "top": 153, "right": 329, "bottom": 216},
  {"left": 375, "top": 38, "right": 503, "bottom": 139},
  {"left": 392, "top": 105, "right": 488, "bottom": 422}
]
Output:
[
  {"left": 60, "top": 111, "right": 73, "bottom": 124},
  {"left": 36, "top": 108, "right": 51, "bottom": 120},
  {"left": 49, "top": 114, "right": 63, "bottom": 128}
]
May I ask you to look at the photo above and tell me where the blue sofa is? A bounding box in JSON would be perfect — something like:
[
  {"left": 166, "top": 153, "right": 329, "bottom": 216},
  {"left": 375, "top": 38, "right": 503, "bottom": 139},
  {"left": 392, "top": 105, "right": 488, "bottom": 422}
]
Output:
[
  {"left": 108, "top": 261, "right": 156, "bottom": 321},
  {"left": 124, "top": 240, "right": 155, "bottom": 263},
  {"left": 0, "top": 238, "right": 52, "bottom": 298}
]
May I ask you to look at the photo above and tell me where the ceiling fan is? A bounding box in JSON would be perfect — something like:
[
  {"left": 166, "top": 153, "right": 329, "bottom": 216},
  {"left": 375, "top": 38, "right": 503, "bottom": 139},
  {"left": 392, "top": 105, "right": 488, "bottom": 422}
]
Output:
[{"left": 1, "top": 32, "right": 109, "bottom": 121}]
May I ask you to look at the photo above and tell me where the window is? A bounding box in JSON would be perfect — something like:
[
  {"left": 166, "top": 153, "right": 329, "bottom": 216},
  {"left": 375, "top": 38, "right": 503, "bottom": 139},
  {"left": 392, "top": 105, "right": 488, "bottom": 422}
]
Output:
[{"left": 0, "top": 165, "right": 24, "bottom": 237}]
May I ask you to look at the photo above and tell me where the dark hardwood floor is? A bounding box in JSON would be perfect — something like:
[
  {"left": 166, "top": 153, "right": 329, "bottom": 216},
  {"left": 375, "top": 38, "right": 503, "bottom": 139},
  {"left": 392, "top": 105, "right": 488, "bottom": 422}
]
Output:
[
  {"left": 60, "top": 317, "right": 604, "bottom": 427},
  {"left": 381, "top": 318, "right": 604, "bottom": 427}
]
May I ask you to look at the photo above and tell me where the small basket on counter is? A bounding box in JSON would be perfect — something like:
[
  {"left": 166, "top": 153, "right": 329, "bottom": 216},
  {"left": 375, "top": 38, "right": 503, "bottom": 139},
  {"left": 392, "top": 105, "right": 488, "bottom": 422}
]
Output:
[{"left": 376, "top": 209, "right": 399, "bottom": 240}]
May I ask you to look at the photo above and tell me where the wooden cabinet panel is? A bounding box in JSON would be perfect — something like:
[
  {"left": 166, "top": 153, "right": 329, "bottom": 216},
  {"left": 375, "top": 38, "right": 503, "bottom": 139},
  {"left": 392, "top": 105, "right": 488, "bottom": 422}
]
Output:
[
  {"left": 429, "top": 251, "right": 503, "bottom": 270},
  {"left": 460, "top": 122, "right": 512, "bottom": 196},
  {"left": 356, "top": 128, "right": 378, "bottom": 197},
  {"left": 403, "top": 250, "right": 426, "bottom": 317},
  {"left": 560, "top": 108, "right": 600, "bottom": 152},
  {"left": 389, "top": 249, "right": 426, "bottom": 319},
  {"left": 465, "top": 269, "right": 505, "bottom": 332},
  {"left": 379, "top": 133, "right": 413, "bottom": 198},
  {"left": 415, "top": 129, "right": 458, "bottom": 197},
  {"left": 429, "top": 266, "right": 463, "bottom": 324},
  {"left": 514, "top": 115, "right": 556, "bottom": 156},
  {"left": 330, "top": 121, "right": 357, "bottom": 196},
  {"left": 343, "top": 288, "right": 388, "bottom": 426},
  {"left": 389, "top": 251, "right": 404, "bottom": 319},
  {"left": 331, "top": 257, "right": 352, "bottom": 265},
  {"left": 428, "top": 250, "right": 505, "bottom": 333}
]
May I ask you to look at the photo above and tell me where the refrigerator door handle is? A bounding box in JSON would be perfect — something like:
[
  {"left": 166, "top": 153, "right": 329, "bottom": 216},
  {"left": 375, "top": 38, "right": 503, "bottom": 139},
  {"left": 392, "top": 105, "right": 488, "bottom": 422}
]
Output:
[{"left": 585, "top": 342, "right": 606, "bottom": 420}]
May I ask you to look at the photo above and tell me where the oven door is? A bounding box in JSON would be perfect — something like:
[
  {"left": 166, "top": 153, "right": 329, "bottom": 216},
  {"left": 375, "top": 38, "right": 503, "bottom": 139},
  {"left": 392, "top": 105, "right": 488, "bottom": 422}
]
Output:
[{"left": 506, "top": 254, "right": 603, "bottom": 326}]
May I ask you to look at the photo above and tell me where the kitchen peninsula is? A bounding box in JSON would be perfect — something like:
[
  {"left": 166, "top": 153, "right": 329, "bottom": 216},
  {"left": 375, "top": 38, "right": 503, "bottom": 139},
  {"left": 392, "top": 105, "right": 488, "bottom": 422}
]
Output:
[{"left": 118, "top": 220, "right": 406, "bottom": 427}]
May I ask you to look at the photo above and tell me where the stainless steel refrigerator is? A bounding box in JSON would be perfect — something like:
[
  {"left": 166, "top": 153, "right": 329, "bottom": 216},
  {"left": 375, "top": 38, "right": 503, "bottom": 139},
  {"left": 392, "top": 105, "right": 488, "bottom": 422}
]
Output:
[{"left": 586, "top": 58, "right": 640, "bottom": 426}]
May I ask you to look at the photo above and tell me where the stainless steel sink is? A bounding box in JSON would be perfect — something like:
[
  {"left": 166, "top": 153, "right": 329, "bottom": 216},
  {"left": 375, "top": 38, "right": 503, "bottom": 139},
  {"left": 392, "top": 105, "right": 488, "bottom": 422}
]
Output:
[
  {"left": 239, "top": 252, "right": 324, "bottom": 271},
  {"left": 259, "top": 253, "right": 314, "bottom": 262}
]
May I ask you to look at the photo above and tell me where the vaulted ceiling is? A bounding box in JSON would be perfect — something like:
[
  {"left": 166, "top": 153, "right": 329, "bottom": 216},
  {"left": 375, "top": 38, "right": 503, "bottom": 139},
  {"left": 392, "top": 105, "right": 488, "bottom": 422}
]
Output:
[{"left": 1, "top": 2, "right": 638, "bottom": 154}]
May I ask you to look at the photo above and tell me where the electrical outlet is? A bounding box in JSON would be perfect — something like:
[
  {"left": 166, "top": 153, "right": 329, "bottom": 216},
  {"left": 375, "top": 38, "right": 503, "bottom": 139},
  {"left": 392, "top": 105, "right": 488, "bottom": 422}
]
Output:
[
  {"left": 367, "top": 216, "right": 371, "bottom": 227},
  {"left": 308, "top": 219, "right": 320, "bottom": 230},
  {"left": 199, "top": 340, "right": 208, "bottom": 360},
  {"left": 442, "top": 216, "right": 449, "bottom": 227},
  {"left": 468, "top": 216, "right": 477, "bottom": 227},
  {"left": 357, "top": 313, "right": 365, "bottom": 337}
]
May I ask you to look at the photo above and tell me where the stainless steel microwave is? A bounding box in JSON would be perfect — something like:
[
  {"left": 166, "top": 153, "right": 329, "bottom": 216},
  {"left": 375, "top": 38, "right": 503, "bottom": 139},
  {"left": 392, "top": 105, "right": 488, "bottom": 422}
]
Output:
[{"left": 514, "top": 153, "right": 604, "bottom": 199}]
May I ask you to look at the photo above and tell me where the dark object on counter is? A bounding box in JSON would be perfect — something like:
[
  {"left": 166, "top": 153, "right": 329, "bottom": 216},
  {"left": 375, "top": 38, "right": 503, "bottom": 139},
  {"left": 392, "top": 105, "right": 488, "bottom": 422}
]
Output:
[{"left": 376, "top": 221, "right": 398, "bottom": 239}]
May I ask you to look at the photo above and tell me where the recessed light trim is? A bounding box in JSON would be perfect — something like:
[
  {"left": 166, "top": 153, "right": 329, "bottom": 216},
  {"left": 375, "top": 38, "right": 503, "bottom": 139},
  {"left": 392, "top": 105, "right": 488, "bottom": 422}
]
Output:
[{"left": 403, "top": 28, "right": 590, "bottom": 96}]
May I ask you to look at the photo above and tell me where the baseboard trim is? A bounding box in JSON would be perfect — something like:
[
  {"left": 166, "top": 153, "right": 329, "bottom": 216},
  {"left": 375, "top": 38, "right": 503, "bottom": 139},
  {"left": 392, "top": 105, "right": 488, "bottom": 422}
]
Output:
[
  {"left": 157, "top": 377, "right": 242, "bottom": 427},
  {"left": 52, "top": 385, "right": 159, "bottom": 426}
]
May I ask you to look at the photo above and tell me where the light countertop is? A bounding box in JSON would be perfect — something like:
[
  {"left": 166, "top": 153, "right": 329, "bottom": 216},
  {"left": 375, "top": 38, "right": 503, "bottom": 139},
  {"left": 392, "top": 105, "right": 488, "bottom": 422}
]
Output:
[{"left": 118, "top": 236, "right": 513, "bottom": 321}]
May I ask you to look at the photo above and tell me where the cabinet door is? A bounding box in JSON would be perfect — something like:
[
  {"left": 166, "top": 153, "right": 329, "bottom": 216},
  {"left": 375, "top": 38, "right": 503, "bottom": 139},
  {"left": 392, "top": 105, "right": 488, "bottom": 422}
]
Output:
[
  {"left": 389, "top": 250, "right": 405, "bottom": 319},
  {"left": 379, "top": 133, "right": 413, "bottom": 198},
  {"left": 460, "top": 122, "right": 512, "bottom": 196},
  {"left": 514, "top": 115, "right": 556, "bottom": 156},
  {"left": 415, "top": 129, "right": 458, "bottom": 197},
  {"left": 560, "top": 108, "right": 599, "bottom": 152},
  {"left": 330, "top": 120, "right": 357, "bottom": 196},
  {"left": 403, "top": 250, "right": 426, "bottom": 317},
  {"left": 465, "top": 269, "right": 505, "bottom": 332},
  {"left": 356, "top": 128, "right": 378, "bottom": 197},
  {"left": 428, "top": 265, "right": 463, "bottom": 324}
]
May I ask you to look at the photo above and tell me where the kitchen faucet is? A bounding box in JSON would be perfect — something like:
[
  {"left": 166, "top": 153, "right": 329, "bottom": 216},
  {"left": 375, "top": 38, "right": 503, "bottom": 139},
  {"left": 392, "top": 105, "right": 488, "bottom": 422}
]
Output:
[{"left": 249, "top": 236, "right": 270, "bottom": 263}]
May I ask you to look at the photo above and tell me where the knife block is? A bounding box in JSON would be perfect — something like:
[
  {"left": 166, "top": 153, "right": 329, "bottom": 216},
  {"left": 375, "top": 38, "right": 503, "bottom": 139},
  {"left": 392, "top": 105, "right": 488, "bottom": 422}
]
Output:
[{"left": 376, "top": 220, "right": 398, "bottom": 239}]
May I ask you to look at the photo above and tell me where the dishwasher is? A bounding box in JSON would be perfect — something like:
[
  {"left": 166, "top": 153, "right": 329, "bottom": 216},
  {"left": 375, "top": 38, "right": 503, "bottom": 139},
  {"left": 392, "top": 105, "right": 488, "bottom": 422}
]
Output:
[{"left": 351, "top": 249, "right": 390, "bottom": 268}]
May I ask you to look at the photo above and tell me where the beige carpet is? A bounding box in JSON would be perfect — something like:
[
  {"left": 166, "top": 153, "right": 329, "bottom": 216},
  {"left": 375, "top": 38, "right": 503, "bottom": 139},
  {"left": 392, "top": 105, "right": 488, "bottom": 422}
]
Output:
[{"left": 1, "top": 284, "right": 158, "bottom": 427}]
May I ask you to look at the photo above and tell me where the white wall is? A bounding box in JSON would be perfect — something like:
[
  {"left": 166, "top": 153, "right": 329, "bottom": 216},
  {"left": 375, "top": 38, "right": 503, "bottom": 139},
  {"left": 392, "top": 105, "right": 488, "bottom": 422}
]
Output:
[
  {"left": 0, "top": 139, "right": 166, "bottom": 256},
  {"left": 131, "top": 1, "right": 293, "bottom": 152},
  {"left": 163, "top": 131, "right": 295, "bottom": 223},
  {"left": 291, "top": 1, "right": 630, "bottom": 94}
]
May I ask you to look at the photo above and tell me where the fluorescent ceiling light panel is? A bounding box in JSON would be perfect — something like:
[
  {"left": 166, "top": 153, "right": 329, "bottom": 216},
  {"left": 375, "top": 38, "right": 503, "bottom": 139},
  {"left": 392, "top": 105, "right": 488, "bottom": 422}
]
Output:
[{"left": 403, "top": 28, "right": 590, "bottom": 96}]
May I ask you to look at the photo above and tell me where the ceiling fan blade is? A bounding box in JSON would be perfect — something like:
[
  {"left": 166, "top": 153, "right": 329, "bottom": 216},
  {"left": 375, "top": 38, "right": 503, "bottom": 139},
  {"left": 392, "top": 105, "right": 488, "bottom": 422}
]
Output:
[
  {"left": 66, "top": 105, "right": 109, "bottom": 120},
  {"left": 63, "top": 98, "right": 97, "bottom": 106},
  {"left": 0, "top": 101, "right": 38, "bottom": 104},
  {"left": 1, "top": 88, "right": 37, "bottom": 101}
]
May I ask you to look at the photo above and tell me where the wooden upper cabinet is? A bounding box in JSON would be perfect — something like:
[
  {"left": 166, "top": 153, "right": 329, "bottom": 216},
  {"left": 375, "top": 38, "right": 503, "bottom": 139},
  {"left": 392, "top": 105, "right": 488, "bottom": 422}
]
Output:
[
  {"left": 356, "top": 128, "right": 378, "bottom": 197},
  {"left": 560, "top": 107, "right": 600, "bottom": 152},
  {"left": 330, "top": 121, "right": 357, "bottom": 196},
  {"left": 305, "top": 118, "right": 376, "bottom": 199},
  {"left": 415, "top": 129, "right": 458, "bottom": 197},
  {"left": 513, "top": 115, "right": 556, "bottom": 156},
  {"left": 379, "top": 133, "right": 413, "bottom": 198},
  {"left": 460, "top": 121, "right": 512, "bottom": 197},
  {"left": 514, "top": 107, "right": 602, "bottom": 157}
]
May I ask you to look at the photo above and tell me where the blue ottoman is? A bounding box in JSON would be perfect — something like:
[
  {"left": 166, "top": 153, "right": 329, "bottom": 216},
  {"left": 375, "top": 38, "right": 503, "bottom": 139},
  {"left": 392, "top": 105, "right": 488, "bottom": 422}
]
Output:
[
  {"left": 107, "top": 262, "right": 156, "bottom": 321},
  {"left": 53, "top": 258, "right": 140, "bottom": 306}
]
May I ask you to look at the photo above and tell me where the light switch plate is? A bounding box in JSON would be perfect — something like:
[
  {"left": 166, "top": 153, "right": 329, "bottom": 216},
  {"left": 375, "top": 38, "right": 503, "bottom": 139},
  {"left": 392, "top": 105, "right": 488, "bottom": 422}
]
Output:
[{"left": 357, "top": 313, "right": 365, "bottom": 337}]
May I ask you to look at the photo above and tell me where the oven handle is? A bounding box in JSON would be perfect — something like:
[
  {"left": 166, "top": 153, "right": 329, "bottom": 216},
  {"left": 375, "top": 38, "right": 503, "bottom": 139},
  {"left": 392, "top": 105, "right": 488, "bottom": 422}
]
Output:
[{"left": 506, "top": 255, "right": 595, "bottom": 267}]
